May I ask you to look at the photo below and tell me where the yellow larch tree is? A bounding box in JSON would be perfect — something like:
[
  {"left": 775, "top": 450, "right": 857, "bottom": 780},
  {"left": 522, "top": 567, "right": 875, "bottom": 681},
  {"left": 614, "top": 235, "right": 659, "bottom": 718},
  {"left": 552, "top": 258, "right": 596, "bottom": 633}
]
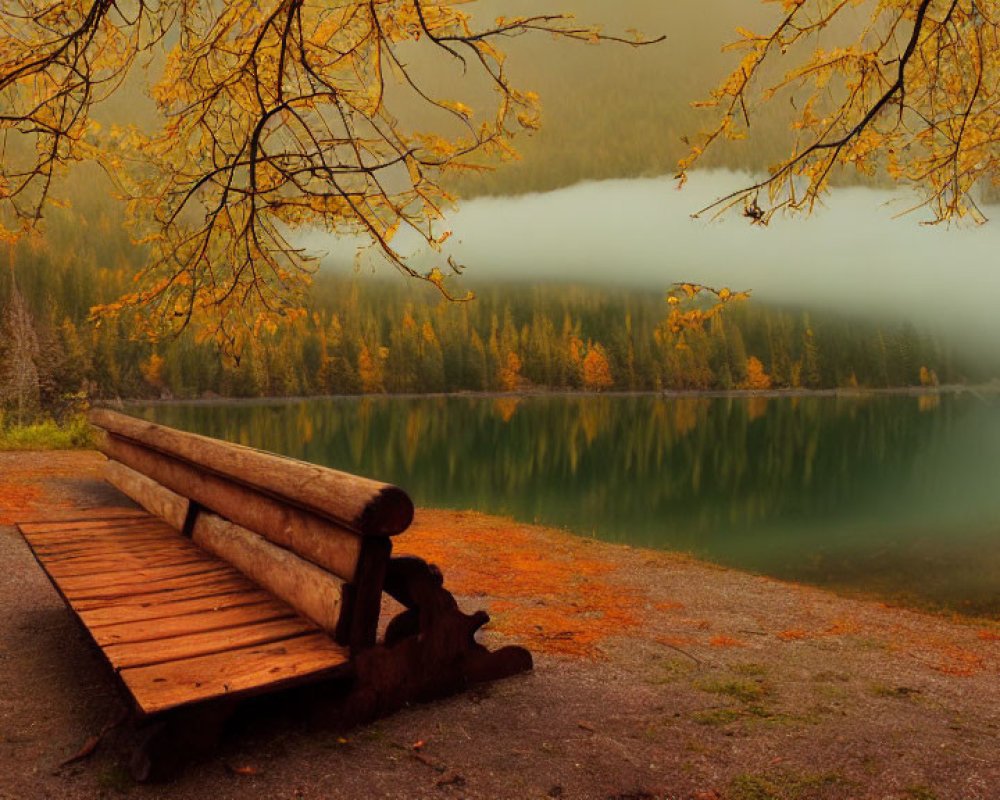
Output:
[
  {"left": 741, "top": 356, "right": 773, "bottom": 390},
  {"left": 582, "top": 342, "right": 614, "bottom": 391}
]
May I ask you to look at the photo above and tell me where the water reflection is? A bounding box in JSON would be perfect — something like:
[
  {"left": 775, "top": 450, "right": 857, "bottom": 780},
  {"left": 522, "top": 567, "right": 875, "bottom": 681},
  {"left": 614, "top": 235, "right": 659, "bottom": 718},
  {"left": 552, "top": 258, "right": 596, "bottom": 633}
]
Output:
[{"left": 130, "top": 392, "right": 1000, "bottom": 617}]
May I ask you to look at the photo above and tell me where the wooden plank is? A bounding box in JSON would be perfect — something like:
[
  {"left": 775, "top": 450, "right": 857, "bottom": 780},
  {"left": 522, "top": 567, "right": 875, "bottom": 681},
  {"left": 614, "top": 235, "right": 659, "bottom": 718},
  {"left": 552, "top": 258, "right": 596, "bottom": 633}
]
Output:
[
  {"left": 36, "top": 541, "right": 202, "bottom": 563},
  {"left": 17, "top": 517, "right": 166, "bottom": 535},
  {"left": 24, "top": 532, "right": 185, "bottom": 552},
  {"left": 90, "top": 599, "right": 295, "bottom": 644},
  {"left": 24, "top": 521, "right": 178, "bottom": 544},
  {"left": 30, "top": 535, "right": 199, "bottom": 556},
  {"left": 62, "top": 567, "right": 239, "bottom": 603},
  {"left": 33, "top": 549, "right": 204, "bottom": 570},
  {"left": 90, "top": 408, "right": 413, "bottom": 536},
  {"left": 120, "top": 633, "right": 350, "bottom": 715},
  {"left": 79, "top": 589, "right": 275, "bottom": 628},
  {"left": 103, "top": 617, "right": 319, "bottom": 670},
  {"left": 69, "top": 577, "right": 262, "bottom": 612},
  {"left": 46, "top": 561, "right": 227, "bottom": 590},
  {"left": 42, "top": 552, "right": 209, "bottom": 577},
  {"left": 192, "top": 513, "right": 344, "bottom": 634},
  {"left": 101, "top": 436, "right": 363, "bottom": 581},
  {"left": 25, "top": 530, "right": 183, "bottom": 551},
  {"left": 12, "top": 507, "right": 149, "bottom": 525}
]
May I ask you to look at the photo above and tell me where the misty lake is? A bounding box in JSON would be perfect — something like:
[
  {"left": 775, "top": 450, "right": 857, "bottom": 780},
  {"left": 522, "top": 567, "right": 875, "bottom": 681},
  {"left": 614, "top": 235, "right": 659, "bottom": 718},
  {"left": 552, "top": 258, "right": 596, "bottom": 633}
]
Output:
[{"left": 128, "top": 391, "right": 1000, "bottom": 618}]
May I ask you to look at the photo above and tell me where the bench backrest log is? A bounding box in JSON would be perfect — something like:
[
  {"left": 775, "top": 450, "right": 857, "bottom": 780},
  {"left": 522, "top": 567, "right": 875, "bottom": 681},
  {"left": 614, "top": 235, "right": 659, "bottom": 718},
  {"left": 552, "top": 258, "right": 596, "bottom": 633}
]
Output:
[{"left": 88, "top": 409, "right": 414, "bottom": 653}]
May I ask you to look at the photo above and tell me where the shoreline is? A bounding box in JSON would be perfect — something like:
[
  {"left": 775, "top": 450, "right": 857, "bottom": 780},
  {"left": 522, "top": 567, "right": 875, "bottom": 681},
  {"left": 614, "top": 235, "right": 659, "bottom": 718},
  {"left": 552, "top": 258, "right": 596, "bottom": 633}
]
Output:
[{"left": 112, "top": 381, "right": 1000, "bottom": 407}]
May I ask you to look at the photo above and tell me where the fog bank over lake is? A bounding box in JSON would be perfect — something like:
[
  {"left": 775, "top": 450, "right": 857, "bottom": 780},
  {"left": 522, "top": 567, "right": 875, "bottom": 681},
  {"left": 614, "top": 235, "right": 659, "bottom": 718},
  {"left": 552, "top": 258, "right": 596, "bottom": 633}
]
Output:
[{"left": 305, "top": 171, "right": 1000, "bottom": 350}]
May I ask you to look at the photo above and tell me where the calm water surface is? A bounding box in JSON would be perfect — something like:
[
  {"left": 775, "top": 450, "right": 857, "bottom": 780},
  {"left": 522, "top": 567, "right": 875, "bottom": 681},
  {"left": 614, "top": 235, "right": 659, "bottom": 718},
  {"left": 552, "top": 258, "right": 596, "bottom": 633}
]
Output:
[{"left": 129, "top": 392, "right": 1000, "bottom": 617}]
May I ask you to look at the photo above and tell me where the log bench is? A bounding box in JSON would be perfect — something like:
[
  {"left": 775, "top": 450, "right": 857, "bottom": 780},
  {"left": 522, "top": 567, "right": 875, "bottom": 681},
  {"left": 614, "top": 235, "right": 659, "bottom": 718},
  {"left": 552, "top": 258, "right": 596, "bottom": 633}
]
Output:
[{"left": 15, "top": 408, "right": 531, "bottom": 780}]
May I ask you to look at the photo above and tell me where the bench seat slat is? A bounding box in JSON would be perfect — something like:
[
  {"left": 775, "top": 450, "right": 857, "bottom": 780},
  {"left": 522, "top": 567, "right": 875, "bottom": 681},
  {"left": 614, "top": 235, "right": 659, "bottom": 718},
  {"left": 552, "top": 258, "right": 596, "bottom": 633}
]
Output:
[
  {"left": 119, "top": 632, "right": 350, "bottom": 716},
  {"left": 24, "top": 527, "right": 186, "bottom": 543},
  {"left": 103, "top": 616, "right": 320, "bottom": 670},
  {"left": 78, "top": 590, "right": 277, "bottom": 629},
  {"left": 22, "top": 533, "right": 185, "bottom": 551},
  {"left": 23, "top": 531, "right": 198, "bottom": 551},
  {"left": 29, "top": 539, "right": 205, "bottom": 559},
  {"left": 41, "top": 552, "right": 210, "bottom": 576},
  {"left": 59, "top": 565, "right": 235, "bottom": 601},
  {"left": 45, "top": 561, "right": 231, "bottom": 590},
  {"left": 69, "top": 576, "right": 260, "bottom": 612},
  {"left": 18, "top": 517, "right": 166, "bottom": 534},
  {"left": 12, "top": 508, "right": 152, "bottom": 526},
  {"left": 90, "top": 599, "right": 296, "bottom": 644}
]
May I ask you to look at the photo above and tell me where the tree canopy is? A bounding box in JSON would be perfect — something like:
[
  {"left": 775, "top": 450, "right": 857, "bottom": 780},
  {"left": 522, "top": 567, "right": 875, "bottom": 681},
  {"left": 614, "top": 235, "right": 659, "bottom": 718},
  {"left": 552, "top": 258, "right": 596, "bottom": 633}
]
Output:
[
  {"left": 0, "top": 0, "right": 653, "bottom": 355},
  {"left": 680, "top": 0, "right": 1000, "bottom": 225}
]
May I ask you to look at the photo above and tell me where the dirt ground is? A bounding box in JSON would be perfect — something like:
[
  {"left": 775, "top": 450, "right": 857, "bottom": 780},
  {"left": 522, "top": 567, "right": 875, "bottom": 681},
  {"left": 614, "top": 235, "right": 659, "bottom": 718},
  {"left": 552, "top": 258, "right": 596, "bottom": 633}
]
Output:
[{"left": 2, "top": 451, "right": 1000, "bottom": 800}]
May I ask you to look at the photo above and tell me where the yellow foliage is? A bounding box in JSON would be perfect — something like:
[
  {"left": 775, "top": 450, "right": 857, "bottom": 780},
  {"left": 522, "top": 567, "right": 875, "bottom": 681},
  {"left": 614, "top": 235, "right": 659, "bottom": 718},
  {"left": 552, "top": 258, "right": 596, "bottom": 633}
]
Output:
[
  {"left": 139, "top": 352, "right": 166, "bottom": 390},
  {"left": 582, "top": 343, "right": 614, "bottom": 391},
  {"left": 682, "top": 0, "right": 1000, "bottom": 227},
  {"left": 0, "top": 0, "right": 656, "bottom": 358},
  {"left": 499, "top": 350, "right": 522, "bottom": 392},
  {"left": 741, "top": 356, "right": 772, "bottom": 391},
  {"left": 357, "top": 343, "right": 384, "bottom": 393}
]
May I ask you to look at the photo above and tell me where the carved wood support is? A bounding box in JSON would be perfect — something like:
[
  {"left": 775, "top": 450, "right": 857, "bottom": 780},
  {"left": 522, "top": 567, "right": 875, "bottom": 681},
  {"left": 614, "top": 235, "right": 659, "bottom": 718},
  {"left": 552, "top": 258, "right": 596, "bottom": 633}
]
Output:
[{"left": 339, "top": 555, "right": 533, "bottom": 723}]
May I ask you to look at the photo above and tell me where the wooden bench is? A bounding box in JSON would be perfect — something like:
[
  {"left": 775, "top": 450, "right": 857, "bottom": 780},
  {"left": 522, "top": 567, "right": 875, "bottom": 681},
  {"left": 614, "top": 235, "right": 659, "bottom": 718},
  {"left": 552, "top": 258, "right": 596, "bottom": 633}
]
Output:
[{"left": 16, "top": 408, "right": 531, "bottom": 779}]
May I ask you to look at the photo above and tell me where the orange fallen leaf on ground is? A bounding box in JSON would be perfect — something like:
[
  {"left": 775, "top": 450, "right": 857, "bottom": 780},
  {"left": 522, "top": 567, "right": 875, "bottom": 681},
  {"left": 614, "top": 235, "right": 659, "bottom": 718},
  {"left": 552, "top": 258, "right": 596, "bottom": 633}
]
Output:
[
  {"left": 402, "top": 510, "right": 642, "bottom": 658},
  {"left": 709, "top": 635, "right": 746, "bottom": 647}
]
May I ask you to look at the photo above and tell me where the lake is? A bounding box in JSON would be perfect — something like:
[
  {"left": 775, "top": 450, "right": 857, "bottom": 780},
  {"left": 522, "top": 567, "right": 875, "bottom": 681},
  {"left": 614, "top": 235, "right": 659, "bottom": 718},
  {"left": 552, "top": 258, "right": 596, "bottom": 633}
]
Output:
[{"left": 128, "top": 391, "right": 1000, "bottom": 618}]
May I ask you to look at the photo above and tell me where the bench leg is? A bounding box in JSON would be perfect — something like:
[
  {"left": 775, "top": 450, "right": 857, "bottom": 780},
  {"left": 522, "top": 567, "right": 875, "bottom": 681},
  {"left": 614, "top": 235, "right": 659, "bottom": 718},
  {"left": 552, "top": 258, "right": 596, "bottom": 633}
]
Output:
[
  {"left": 129, "top": 698, "right": 239, "bottom": 782},
  {"left": 340, "top": 556, "right": 532, "bottom": 723}
]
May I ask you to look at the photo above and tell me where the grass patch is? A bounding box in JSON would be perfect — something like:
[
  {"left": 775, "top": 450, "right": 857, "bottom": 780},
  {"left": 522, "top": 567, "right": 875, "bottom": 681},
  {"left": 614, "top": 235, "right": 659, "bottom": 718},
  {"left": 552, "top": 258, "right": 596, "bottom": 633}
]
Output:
[
  {"left": 692, "top": 673, "right": 775, "bottom": 726},
  {"left": 697, "top": 677, "right": 770, "bottom": 704},
  {"left": 729, "top": 771, "right": 854, "bottom": 800},
  {"left": 0, "top": 416, "right": 93, "bottom": 450},
  {"left": 732, "top": 663, "right": 769, "bottom": 677},
  {"left": 692, "top": 708, "right": 744, "bottom": 726},
  {"left": 646, "top": 656, "right": 697, "bottom": 685}
]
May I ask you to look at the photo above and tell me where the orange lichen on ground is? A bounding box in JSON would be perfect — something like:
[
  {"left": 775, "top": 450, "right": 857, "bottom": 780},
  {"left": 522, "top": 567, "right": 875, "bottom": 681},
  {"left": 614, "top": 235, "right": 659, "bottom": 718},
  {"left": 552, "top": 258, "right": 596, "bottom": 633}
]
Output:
[
  {"left": 0, "top": 479, "right": 42, "bottom": 525},
  {"left": 0, "top": 452, "right": 106, "bottom": 524},
  {"left": 898, "top": 637, "right": 987, "bottom": 677},
  {"left": 709, "top": 635, "right": 747, "bottom": 648},
  {"left": 825, "top": 618, "right": 862, "bottom": 637},
  {"left": 401, "top": 509, "right": 643, "bottom": 657},
  {"left": 776, "top": 629, "right": 810, "bottom": 641}
]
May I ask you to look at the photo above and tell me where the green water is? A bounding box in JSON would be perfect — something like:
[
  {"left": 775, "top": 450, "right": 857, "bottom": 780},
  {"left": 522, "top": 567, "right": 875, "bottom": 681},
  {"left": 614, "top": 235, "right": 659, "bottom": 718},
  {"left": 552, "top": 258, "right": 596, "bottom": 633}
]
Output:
[{"left": 128, "top": 392, "right": 1000, "bottom": 617}]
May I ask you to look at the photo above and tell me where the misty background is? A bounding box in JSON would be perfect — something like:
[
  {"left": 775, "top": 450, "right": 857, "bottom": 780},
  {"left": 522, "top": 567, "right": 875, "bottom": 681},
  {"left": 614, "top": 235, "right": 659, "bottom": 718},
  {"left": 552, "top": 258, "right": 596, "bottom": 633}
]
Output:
[{"left": 283, "top": 1, "right": 998, "bottom": 360}]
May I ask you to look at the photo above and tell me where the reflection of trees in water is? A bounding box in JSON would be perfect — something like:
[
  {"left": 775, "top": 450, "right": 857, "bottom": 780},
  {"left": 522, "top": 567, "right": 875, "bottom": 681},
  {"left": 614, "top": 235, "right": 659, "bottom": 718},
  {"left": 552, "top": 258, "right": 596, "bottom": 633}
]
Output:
[
  {"left": 133, "top": 393, "right": 1000, "bottom": 615},
  {"left": 137, "top": 394, "right": 955, "bottom": 548}
]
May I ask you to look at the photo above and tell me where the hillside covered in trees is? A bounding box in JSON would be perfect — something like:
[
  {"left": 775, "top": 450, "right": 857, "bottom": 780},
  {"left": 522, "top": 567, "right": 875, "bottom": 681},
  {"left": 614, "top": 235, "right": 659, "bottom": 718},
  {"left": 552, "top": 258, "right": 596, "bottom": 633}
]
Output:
[{"left": 0, "top": 216, "right": 986, "bottom": 422}]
